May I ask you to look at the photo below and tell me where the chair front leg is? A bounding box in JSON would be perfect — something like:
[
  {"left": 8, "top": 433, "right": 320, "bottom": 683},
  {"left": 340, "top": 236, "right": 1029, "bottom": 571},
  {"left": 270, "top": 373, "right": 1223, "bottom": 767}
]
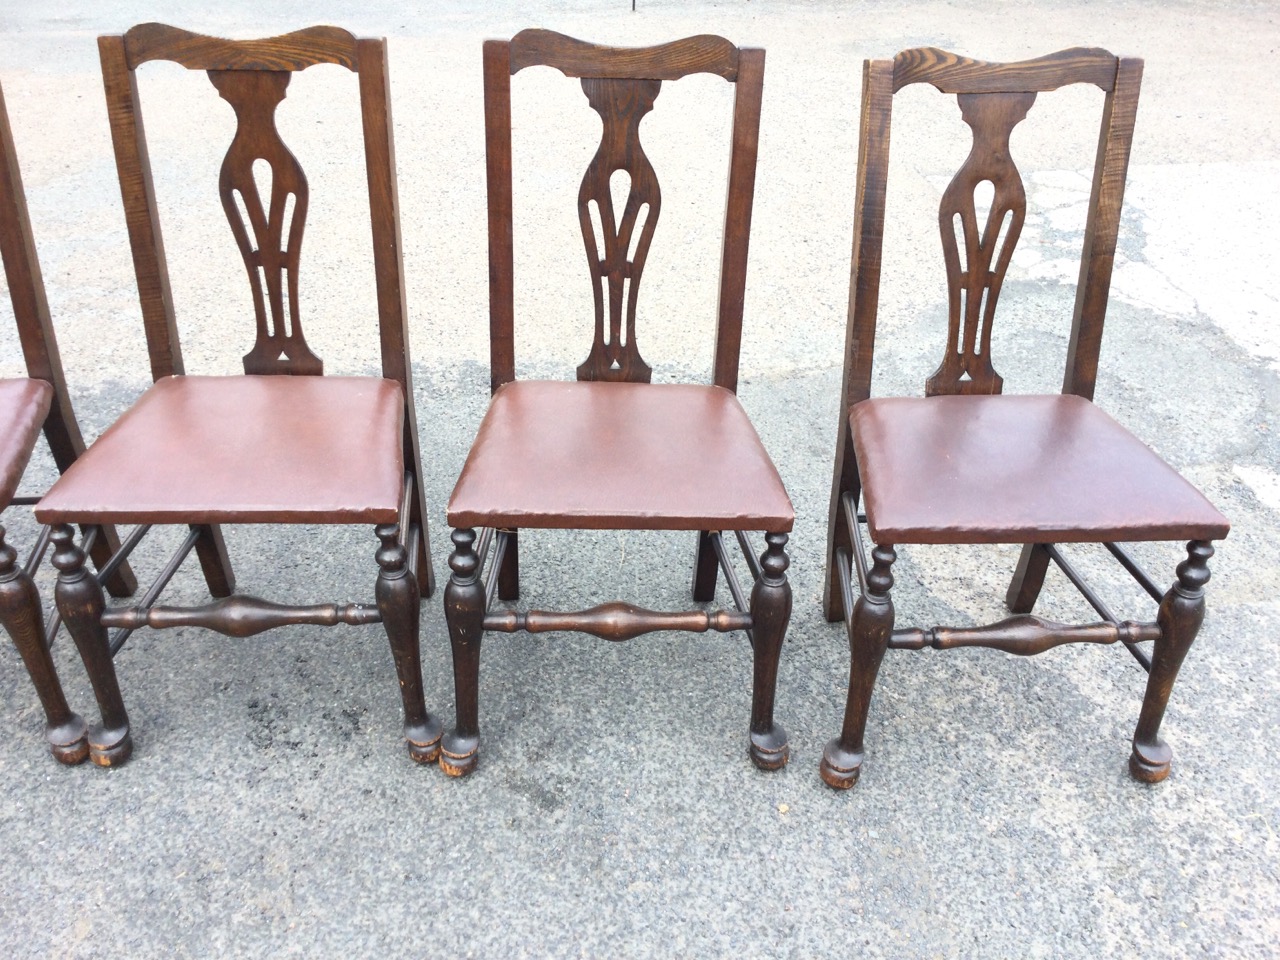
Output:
[
  {"left": 0, "top": 523, "right": 88, "bottom": 763},
  {"left": 375, "top": 523, "right": 441, "bottom": 764},
  {"left": 748, "top": 532, "right": 791, "bottom": 770},
  {"left": 691, "top": 530, "right": 719, "bottom": 602},
  {"left": 821, "top": 543, "right": 896, "bottom": 789},
  {"left": 441, "top": 527, "right": 485, "bottom": 777},
  {"left": 1130, "top": 540, "right": 1212, "bottom": 783},
  {"left": 50, "top": 524, "right": 131, "bottom": 766}
]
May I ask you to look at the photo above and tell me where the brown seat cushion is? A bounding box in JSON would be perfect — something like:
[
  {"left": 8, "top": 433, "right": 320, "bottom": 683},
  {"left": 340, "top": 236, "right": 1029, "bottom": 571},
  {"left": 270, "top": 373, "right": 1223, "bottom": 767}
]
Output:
[
  {"left": 36, "top": 375, "right": 405, "bottom": 525},
  {"left": 448, "top": 380, "right": 793, "bottom": 532},
  {"left": 851, "top": 393, "right": 1229, "bottom": 545},
  {"left": 0, "top": 377, "right": 53, "bottom": 510}
]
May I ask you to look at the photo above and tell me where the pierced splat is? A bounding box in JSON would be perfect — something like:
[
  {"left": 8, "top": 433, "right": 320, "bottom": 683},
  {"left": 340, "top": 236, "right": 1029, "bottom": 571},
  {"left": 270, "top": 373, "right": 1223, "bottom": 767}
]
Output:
[
  {"left": 575, "top": 78, "right": 662, "bottom": 383},
  {"left": 926, "top": 91, "right": 1035, "bottom": 396},
  {"left": 209, "top": 70, "right": 321, "bottom": 376}
]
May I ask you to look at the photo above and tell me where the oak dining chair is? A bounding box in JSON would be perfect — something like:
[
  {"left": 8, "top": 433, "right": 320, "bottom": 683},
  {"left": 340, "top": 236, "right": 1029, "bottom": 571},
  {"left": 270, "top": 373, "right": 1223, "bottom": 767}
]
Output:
[
  {"left": 34, "top": 24, "right": 440, "bottom": 766},
  {"left": 820, "top": 47, "right": 1229, "bottom": 788},
  {"left": 0, "top": 76, "right": 139, "bottom": 763},
  {"left": 439, "top": 29, "right": 794, "bottom": 776}
]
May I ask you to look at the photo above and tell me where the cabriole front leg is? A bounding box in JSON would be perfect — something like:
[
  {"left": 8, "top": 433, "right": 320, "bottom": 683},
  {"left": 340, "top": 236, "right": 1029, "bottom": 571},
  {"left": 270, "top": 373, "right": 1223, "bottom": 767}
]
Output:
[
  {"left": 375, "top": 523, "right": 441, "bottom": 763},
  {"left": 51, "top": 524, "right": 131, "bottom": 766},
  {"left": 1130, "top": 540, "right": 1212, "bottom": 783},
  {"left": 441, "top": 528, "right": 485, "bottom": 777},
  {"left": 748, "top": 532, "right": 791, "bottom": 770},
  {"left": 822, "top": 543, "right": 896, "bottom": 789},
  {"left": 0, "top": 523, "right": 87, "bottom": 763}
]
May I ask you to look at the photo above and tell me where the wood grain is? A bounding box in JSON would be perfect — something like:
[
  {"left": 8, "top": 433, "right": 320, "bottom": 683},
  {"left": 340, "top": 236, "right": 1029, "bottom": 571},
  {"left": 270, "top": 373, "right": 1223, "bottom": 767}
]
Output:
[
  {"left": 122, "top": 22, "right": 358, "bottom": 72},
  {"left": 510, "top": 28, "right": 738, "bottom": 81},
  {"left": 893, "top": 46, "right": 1117, "bottom": 94}
]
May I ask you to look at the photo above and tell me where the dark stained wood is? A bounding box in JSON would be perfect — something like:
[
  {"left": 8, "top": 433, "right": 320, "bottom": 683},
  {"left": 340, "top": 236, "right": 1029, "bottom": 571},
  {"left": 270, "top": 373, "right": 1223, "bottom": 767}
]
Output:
[
  {"left": 51, "top": 525, "right": 132, "bottom": 767},
  {"left": 926, "top": 91, "right": 1035, "bottom": 397},
  {"left": 691, "top": 530, "right": 719, "bottom": 602},
  {"left": 122, "top": 22, "right": 359, "bottom": 72},
  {"left": 447, "top": 32, "right": 790, "bottom": 777},
  {"left": 892, "top": 46, "right": 1117, "bottom": 94},
  {"left": 1005, "top": 542, "right": 1052, "bottom": 613},
  {"left": 821, "top": 543, "right": 895, "bottom": 790},
  {"left": 357, "top": 37, "right": 435, "bottom": 595},
  {"left": 1131, "top": 540, "right": 1211, "bottom": 782},
  {"left": 823, "top": 48, "right": 1223, "bottom": 789},
  {"left": 0, "top": 76, "right": 137, "bottom": 598},
  {"left": 482, "top": 40, "right": 516, "bottom": 392},
  {"left": 822, "top": 59, "right": 894, "bottom": 623},
  {"left": 209, "top": 69, "right": 322, "bottom": 376},
  {"left": 48, "top": 24, "right": 436, "bottom": 766},
  {"left": 482, "top": 601, "right": 752, "bottom": 640},
  {"left": 99, "top": 34, "right": 184, "bottom": 383},
  {"left": 441, "top": 528, "right": 485, "bottom": 778},
  {"left": 0, "top": 524, "right": 88, "bottom": 763},
  {"left": 509, "top": 28, "right": 739, "bottom": 81},
  {"left": 575, "top": 77, "right": 661, "bottom": 383},
  {"left": 747, "top": 532, "right": 790, "bottom": 770},
  {"left": 1063, "top": 57, "right": 1143, "bottom": 400},
  {"left": 374, "top": 523, "right": 443, "bottom": 763},
  {"left": 100, "top": 594, "right": 382, "bottom": 635},
  {"left": 497, "top": 527, "right": 519, "bottom": 601},
  {"left": 889, "top": 615, "right": 1161, "bottom": 654},
  {"left": 712, "top": 48, "right": 765, "bottom": 392}
]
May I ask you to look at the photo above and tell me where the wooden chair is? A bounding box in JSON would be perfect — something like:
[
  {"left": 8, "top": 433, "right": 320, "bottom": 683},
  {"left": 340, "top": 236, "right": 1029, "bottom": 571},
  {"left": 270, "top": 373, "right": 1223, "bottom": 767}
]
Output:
[
  {"left": 439, "top": 30, "right": 794, "bottom": 777},
  {"left": 820, "top": 48, "right": 1230, "bottom": 789},
  {"left": 33, "top": 24, "right": 439, "bottom": 766},
  {"left": 0, "top": 78, "right": 139, "bottom": 763}
]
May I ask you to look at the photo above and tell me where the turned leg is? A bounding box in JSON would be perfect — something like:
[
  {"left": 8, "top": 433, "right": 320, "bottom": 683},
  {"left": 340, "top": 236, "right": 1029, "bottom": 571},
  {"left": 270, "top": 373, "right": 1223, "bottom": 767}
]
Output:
[
  {"left": 192, "top": 523, "right": 235, "bottom": 598},
  {"left": 51, "top": 524, "right": 131, "bottom": 766},
  {"left": 821, "top": 543, "right": 896, "bottom": 789},
  {"left": 1006, "top": 542, "right": 1052, "bottom": 614},
  {"left": 0, "top": 523, "right": 87, "bottom": 763},
  {"left": 1130, "top": 540, "right": 1212, "bottom": 783},
  {"left": 748, "top": 532, "right": 791, "bottom": 770},
  {"left": 498, "top": 528, "right": 519, "bottom": 601},
  {"left": 375, "top": 523, "right": 441, "bottom": 763},
  {"left": 441, "top": 528, "right": 486, "bottom": 777},
  {"left": 691, "top": 530, "right": 719, "bottom": 603}
]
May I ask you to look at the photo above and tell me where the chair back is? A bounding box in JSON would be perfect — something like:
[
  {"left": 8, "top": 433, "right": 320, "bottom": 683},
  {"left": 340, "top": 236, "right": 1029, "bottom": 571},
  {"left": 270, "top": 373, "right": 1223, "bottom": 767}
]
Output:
[
  {"left": 841, "top": 47, "right": 1142, "bottom": 406},
  {"left": 99, "top": 23, "right": 415, "bottom": 392},
  {"left": 483, "top": 29, "right": 765, "bottom": 392},
  {"left": 0, "top": 80, "right": 92, "bottom": 473}
]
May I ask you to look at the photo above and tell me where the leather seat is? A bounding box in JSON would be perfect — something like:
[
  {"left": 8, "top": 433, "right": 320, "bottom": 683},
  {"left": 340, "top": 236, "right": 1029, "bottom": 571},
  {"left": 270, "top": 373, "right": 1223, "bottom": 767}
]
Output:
[
  {"left": 448, "top": 380, "right": 794, "bottom": 532},
  {"left": 36, "top": 375, "right": 405, "bottom": 525},
  {"left": 0, "top": 377, "right": 53, "bottom": 509},
  {"left": 851, "top": 393, "right": 1229, "bottom": 545}
]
